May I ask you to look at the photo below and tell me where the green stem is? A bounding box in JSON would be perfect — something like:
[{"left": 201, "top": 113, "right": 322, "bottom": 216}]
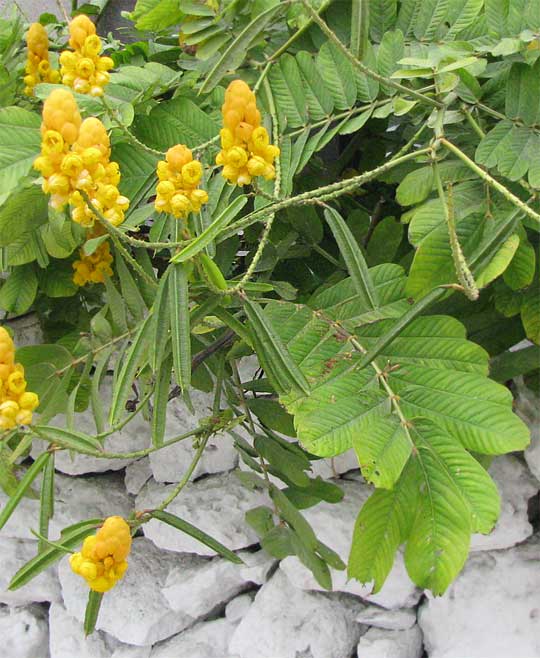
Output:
[
  {"left": 433, "top": 160, "right": 479, "bottom": 300},
  {"left": 440, "top": 138, "right": 540, "bottom": 226},
  {"left": 220, "top": 147, "right": 432, "bottom": 240},
  {"left": 302, "top": 0, "right": 443, "bottom": 109},
  {"left": 152, "top": 435, "right": 209, "bottom": 513},
  {"left": 110, "top": 232, "right": 158, "bottom": 289},
  {"left": 313, "top": 243, "right": 343, "bottom": 268},
  {"left": 101, "top": 97, "right": 165, "bottom": 158},
  {"left": 462, "top": 106, "right": 485, "bottom": 139}
]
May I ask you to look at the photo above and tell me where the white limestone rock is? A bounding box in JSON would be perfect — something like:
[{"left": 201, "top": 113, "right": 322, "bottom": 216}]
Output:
[
  {"left": 356, "top": 606, "right": 416, "bottom": 630},
  {"left": 515, "top": 377, "right": 540, "bottom": 482},
  {"left": 31, "top": 381, "right": 150, "bottom": 475},
  {"left": 310, "top": 450, "right": 361, "bottom": 479},
  {"left": 136, "top": 472, "right": 266, "bottom": 555},
  {"left": 49, "top": 603, "right": 150, "bottom": 658},
  {"left": 357, "top": 626, "right": 423, "bottom": 658},
  {"left": 0, "top": 603, "right": 49, "bottom": 658},
  {"left": 238, "top": 549, "right": 276, "bottom": 585},
  {"left": 49, "top": 602, "right": 113, "bottom": 658},
  {"left": 471, "top": 455, "right": 537, "bottom": 551},
  {"left": 225, "top": 593, "right": 254, "bottom": 623},
  {"left": 418, "top": 535, "right": 540, "bottom": 658},
  {"left": 279, "top": 478, "right": 421, "bottom": 609},
  {"left": 0, "top": 471, "right": 131, "bottom": 541},
  {"left": 148, "top": 392, "right": 238, "bottom": 483},
  {"left": 124, "top": 457, "right": 152, "bottom": 495},
  {"left": 162, "top": 549, "right": 269, "bottom": 618},
  {"left": 0, "top": 537, "right": 61, "bottom": 605},
  {"left": 150, "top": 618, "right": 238, "bottom": 658},
  {"left": 59, "top": 538, "right": 196, "bottom": 646},
  {"left": 230, "top": 568, "right": 364, "bottom": 658}
]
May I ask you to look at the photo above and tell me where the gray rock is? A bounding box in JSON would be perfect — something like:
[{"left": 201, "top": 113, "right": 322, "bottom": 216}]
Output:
[
  {"left": 49, "top": 603, "right": 150, "bottom": 658},
  {"left": 59, "top": 538, "right": 194, "bottom": 646},
  {"left": 515, "top": 377, "right": 540, "bottom": 482},
  {"left": 356, "top": 606, "right": 417, "bottom": 630},
  {"left": 357, "top": 626, "right": 423, "bottom": 658},
  {"left": 49, "top": 602, "right": 112, "bottom": 658},
  {"left": 0, "top": 537, "right": 61, "bottom": 605},
  {"left": 5, "top": 313, "right": 43, "bottom": 346},
  {"left": 471, "top": 455, "right": 537, "bottom": 551},
  {"left": 229, "top": 568, "right": 364, "bottom": 658},
  {"left": 0, "top": 471, "right": 131, "bottom": 541},
  {"left": 148, "top": 393, "right": 238, "bottom": 483},
  {"left": 125, "top": 458, "right": 152, "bottom": 495},
  {"left": 0, "top": 603, "right": 49, "bottom": 658},
  {"left": 418, "top": 535, "right": 540, "bottom": 658},
  {"left": 278, "top": 479, "right": 421, "bottom": 609},
  {"left": 162, "top": 550, "right": 268, "bottom": 619},
  {"left": 310, "top": 450, "right": 361, "bottom": 479},
  {"left": 150, "top": 618, "right": 238, "bottom": 658},
  {"left": 31, "top": 380, "right": 150, "bottom": 475},
  {"left": 136, "top": 472, "right": 266, "bottom": 555},
  {"left": 225, "top": 593, "right": 254, "bottom": 623}
]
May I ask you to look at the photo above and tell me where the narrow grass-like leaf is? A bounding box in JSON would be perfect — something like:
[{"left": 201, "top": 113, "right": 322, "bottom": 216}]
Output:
[
  {"left": 109, "top": 314, "right": 153, "bottom": 425},
  {"left": 38, "top": 452, "right": 55, "bottom": 553},
  {"left": 9, "top": 519, "right": 102, "bottom": 591},
  {"left": 152, "top": 354, "right": 172, "bottom": 447},
  {"left": 269, "top": 485, "right": 318, "bottom": 551},
  {"left": 152, "top": 510, "right": 243, "bottom": 563},
  {"left": 171, "top": 196, "right": 248, "bottom": 263},
  {"left": 104, "top": 276, "right": 128, "bottom": 333},
  {"left": 0, "top": 452, "right": 50, "bottom": 532},
  {"left": 150, "top": 268, "right": 171, "bottom": 371},
  {"left": 84, "top": 590, "right": 103, "bottom": 636},
  {"left": 32, "top": 426, "right": 104, "bottom": 453},
  {"left": 169, "top": 263, "right": 191, "bottom": 394},
  {"left": 244, "top": 298, "right": 310, "bottom": 396},
  {"left": 324, "top": 207, "right": 378, "bottom": 309},
  {"left": 116, "top": 253, "right": 147, "bottom": 321},
  {"left": 199, "top": 3, "right": 284, "bottom": 93},
  {"left": 351, "top": 0, "right": 370, "bottom": 57}
]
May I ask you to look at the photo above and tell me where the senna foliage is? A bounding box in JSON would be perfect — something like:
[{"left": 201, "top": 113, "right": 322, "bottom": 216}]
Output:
[{"left": 0, "top": 0, "right": 538, "bottom": 629}]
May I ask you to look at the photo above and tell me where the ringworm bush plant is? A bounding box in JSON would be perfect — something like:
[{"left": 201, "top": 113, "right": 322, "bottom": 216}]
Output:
[{"left": 0, "top": 0, "right": 538, "bottom": 634}]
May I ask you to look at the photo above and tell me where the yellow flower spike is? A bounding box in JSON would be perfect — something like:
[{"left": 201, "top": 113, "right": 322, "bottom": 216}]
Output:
[
  {"left": 70, "top": 516, "right": 131, "bottom": 592},
  {"left": 72, "top": 232, "right": 114, "bottom": 287},
  {"left": 217, "top": 80, "right": 279, "bottom": 186},
  {"left": 24, "top": 23, "right": 59, "bottom": 96},
  {"left": 61, "top": 15, "right": 111, "bottom": 96}
]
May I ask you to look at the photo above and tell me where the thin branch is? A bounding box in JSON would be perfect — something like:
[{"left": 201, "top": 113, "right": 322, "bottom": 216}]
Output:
[
  {"left": 302, "top": 0, "right": 443, "bottom": 109},
  {"left": 440, "top": 138, "right": 540, "bottom": 226}
]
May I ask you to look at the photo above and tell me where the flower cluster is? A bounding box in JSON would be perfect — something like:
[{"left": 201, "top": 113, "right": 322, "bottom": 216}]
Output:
[
  {"left": 155, "top": 144, "right": 208, "bottom": 220},
  {"left": 34, "top": 89, "right": 128, "bottom": 227},
  {"left": 59, "top": 15, "right": 114, "bottom": 97},
  {"left": 33, "top": 88, "right": 82, "bottom": 209},
  {"left": 72, "top": 228, "right": 113, "bottom": 287},
  {"left": 23, "top": 23, "right": 60, "bottom": 96},
  {"left": 216, "top": 79, "right": 279, "bottom": 186},
  {"left": 69, "top": 117, "right": 129, "bottom": 227},
  {"left": 70, "top": 516, "right": 132, "bottom": 593},
  {"left": 0, "top": 327, "right": 39, "bottom": 431}
]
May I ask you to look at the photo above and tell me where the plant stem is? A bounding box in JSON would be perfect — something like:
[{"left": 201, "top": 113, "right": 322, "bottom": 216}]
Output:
[
  {"left": 220, "top": 147, "right": 431, "bottom": 240},
  {"left": 302, "top": 0, "right": 443, "bottom": 109},
  {"left": 110, "top": 232, "right": 158, "bottom": 289},
  {"left": 433, "top": 160, "right": 479, "bottom": 300},
  {"left": 152, "top": 435, "right": 209, "bottom": 513},
  {"left": 440, "top": 138, "right": 540, "bottom": 226},
  {"left": 101, "top": 97, "right": 165, "bottom": 158}
]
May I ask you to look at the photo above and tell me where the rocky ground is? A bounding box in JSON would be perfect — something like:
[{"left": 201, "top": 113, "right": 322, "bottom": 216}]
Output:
[{"left": 0, "top": 368, "right": 539, "bottom": 658}]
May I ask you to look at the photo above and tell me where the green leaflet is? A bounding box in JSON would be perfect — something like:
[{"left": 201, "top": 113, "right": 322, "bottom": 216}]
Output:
[
  {"left": 263, "top": 264, "right": 529, "bottom": 459},
  {"left": 350, "top": 419, "right": 500, "bottom": 595}
]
